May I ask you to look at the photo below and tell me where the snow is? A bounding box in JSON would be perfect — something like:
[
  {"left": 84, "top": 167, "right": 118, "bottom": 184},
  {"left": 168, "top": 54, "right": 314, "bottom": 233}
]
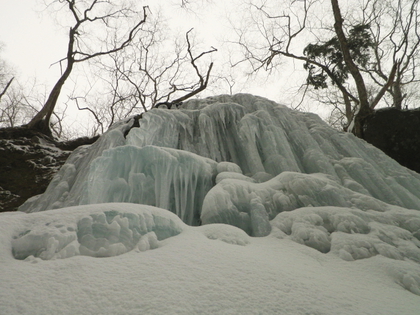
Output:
[
  {"left": 1, "top": 203, "right": 420, "bottom": 314},
  {"left": 3, "top": 94, "right": 420, "bottom": 313}
]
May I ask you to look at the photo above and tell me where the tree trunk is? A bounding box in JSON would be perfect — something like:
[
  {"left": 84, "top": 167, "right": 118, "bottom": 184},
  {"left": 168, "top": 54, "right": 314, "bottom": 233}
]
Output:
[
  {"left": 26, "top": 66, "right": 73, "bottom": 136},
  {"left": 0, "top": 77, "right": 14, "bottom": 102},
  {"left": 343, "top": 92, "right": 353, "bottom": 131},
  {"left": 331, "top": 0, "right": 371, "bottom": 138},
  {"left": 26, "top": 27, "right": 76, "bottom": 136},
  {"left": 392, "top": 81, "right": 404, "bottom": 110}
]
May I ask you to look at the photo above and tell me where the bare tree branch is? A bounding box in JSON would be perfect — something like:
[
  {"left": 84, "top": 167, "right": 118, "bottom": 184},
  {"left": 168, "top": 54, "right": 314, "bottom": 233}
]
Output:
[
  {"left": 73, "top": 96, "right": 104, "bottom": 134},
  {"left": 0, "top": 77, "right": 14, "bottom": 102},
  {"left": 169, "top": 29, "right": 217, "bottom": 105},
  {"left": 26, "top": 0, "right": 148, "bottom": 136}
]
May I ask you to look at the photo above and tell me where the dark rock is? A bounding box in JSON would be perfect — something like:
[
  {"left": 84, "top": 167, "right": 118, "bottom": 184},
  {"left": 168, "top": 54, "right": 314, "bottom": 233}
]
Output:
[
  {"left": 56, "top": 135, "right": 99, "bottom": 151},
  {"left": 0, "top": 127, "right": 98, "bottom": 212},
  {"left": 364, "top": 107, "right": 420, "bottom": 173}
]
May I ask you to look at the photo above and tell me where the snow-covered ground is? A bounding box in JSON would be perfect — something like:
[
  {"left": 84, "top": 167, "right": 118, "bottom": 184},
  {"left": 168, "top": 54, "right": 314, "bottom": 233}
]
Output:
[
  {"left": 1, "top": 203, "right": 420, "bottom": 315},
  {"left": 2, "top": 94, "right": 420, "bottom": 314}
]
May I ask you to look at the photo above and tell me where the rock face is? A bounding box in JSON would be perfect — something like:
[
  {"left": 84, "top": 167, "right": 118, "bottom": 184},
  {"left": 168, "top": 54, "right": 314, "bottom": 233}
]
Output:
[
  {"left": 364, "top": 108, "right": 420, "bottom": 174},
  {"left": 0, "top": 128, "right": 69, "bottom": 212},
  {"left": 0, "top": 127, "right": 98, "bottom": 212}
]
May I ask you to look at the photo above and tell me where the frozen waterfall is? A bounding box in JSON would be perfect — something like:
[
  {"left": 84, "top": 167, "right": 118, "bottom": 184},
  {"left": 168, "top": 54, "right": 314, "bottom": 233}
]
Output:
[
  {"left": 5, "top": 93, "right": 420, "bottom": 312},
  {"left": 19, "top": 94, "right": 420, "bottom": 243}
]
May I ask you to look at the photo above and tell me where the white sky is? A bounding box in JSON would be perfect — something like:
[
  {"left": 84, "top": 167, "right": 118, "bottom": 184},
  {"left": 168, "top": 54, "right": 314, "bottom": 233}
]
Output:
[
  {"left": 0, "top": 0, "right": 67, "bottom": 86},
  {"left": 0, "top": 0, "right": 316, "bottom": 136},
  {"left": 0, "top": 0, "right": 303, "bottom": 95}
]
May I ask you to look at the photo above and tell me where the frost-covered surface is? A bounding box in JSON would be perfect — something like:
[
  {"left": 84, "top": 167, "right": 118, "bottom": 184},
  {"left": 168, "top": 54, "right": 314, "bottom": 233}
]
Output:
[
  {"left": 9, "top": 94, "right": 420, "bottom": 311},
  {"left": 201, "top": 171, "right": 417, "bottom": 233},
  {"left": 2, "top": 203, "right": 420, "bottom": 314},
  {"left": 271, "top": 206, "right": 420, "bottom": 263}
]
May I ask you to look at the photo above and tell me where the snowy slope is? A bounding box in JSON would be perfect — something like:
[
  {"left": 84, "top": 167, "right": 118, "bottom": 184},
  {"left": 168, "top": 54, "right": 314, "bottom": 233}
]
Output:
[
  {"left": 2, "top": 94, "right": 420, "bottom": 314},
  {"left": 1, "top": 203, "right": 420, "bottom": 314}
]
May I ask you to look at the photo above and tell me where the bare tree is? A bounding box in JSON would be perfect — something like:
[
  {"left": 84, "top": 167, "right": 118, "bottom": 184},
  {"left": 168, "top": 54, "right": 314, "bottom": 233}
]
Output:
[
  {"left": 25, "top": 0, "right": 149, "bottom": 136},
  {"left": 359, "top": 0, "right": 420, "bottom": 110},
  {"left": 0, "top": 45, "right": 14, "bottom": 104},
  {"left": 72, "top": 22, "right": 217, "bottom": 134},
  {"left": 0, "top": 78, "right": 13, "bottom": 102},
  {"left": 330, "top": 0, "right": 395, "bottom": 136},
  {"left": 0, "top": 71, "right": 42, "bottom": 129},
  {"left": 233, "top": 0, "right": 419, "bottom": 137},
  {"left": 163, "top": 29, "right": 216, "bottom": 105}
]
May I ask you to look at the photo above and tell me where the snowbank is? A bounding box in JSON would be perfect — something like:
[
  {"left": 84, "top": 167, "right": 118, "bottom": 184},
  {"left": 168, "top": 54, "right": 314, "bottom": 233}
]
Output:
[{"left": 1, "top": 203, "right": 420, "bottom": 314}]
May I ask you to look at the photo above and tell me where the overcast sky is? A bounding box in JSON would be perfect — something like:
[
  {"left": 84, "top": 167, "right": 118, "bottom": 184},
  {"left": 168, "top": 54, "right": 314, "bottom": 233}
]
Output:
[
  {"left": 1, "top": 1, "right": 304, "bottom": 95},
  {"left": 0, "top": 0, "right": 68, "bottom": 86},
  {"left": 0, "top": 1, "right": 234, "bottom": 84},
  {"left": 0, "top": 0, "right": 316, "bottom": 136}
]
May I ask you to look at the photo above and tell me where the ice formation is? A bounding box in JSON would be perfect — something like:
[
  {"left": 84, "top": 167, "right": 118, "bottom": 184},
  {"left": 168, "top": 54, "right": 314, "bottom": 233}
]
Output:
[
  {"left": 3, "top": 94, "right": 420, "bottom": 315},
  {"left": 11, "top": 203, "right": 184, "bottom": 260},
  {"left": 18, "top": 94, "right": 420, "bottom": 266}
]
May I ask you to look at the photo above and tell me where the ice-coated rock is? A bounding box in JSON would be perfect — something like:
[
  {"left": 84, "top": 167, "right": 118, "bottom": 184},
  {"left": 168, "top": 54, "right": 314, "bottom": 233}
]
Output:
[
  {"left": 198, "top": 223, "right": 250, "bottom": 246},
  {"left": 270, "top": 206, "right": 420, "bottom": 263},
  {"left": 215, "top": 172, "right": 255, "bottom": 184},
  {"left": 216, "top": 161, "right": 243, "bottom": 174},
  {"left": 12, "top": 203, "right": 184, "bottom": 260},
  {"left": 201, "top": 171, "right": 417, "bottom": 235}
]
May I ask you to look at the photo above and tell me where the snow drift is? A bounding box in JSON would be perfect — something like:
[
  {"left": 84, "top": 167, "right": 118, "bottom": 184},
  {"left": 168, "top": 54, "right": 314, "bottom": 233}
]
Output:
[
  {"left": 3, "top": 203, "right": 420, "bottom": 314},
  {"left": 11, "top": 203, "right": 184, "bottom": 260}
]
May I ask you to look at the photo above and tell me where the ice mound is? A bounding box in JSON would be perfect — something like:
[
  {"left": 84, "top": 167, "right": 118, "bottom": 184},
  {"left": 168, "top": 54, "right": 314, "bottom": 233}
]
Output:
[
  {"left": 17, "top": 93, "right": 420, "bottom": 269},
  {"left": 11, "top": 203, "right": 184, "bottom": 260},
  {"left": 198, "top": 223, "right": 250, "bottom": 246},
  {"left": 271, "top": 206, "right": 420, "bottom": 261},
  {"left": 201, "top": 171, "right": 401, "bottom": 236}
]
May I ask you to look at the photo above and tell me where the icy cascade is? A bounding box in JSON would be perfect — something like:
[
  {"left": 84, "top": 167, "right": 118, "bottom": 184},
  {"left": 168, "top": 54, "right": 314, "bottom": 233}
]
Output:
[
  {"left": 20, "top": 94, "right": 420, "bottom": 227},
  {"left": 19, "top": 120, "right": 130, "bottom": 212},
  {"left": 84, "top": 145, "right": 217, "bottom": 225}
]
